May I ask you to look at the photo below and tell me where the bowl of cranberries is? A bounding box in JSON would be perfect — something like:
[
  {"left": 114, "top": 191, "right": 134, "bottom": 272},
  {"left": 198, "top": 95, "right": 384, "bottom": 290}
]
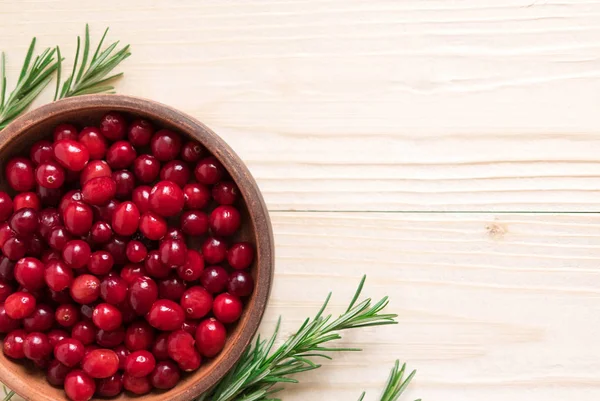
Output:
[{"left": 0, "top": 95, "right": 274, "bottom": 401}]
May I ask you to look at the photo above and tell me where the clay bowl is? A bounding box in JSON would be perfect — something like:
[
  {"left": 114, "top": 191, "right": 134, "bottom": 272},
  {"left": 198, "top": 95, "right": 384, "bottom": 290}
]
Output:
[{"left": 0, "top": 95, "right": 274, "bottom": 400}]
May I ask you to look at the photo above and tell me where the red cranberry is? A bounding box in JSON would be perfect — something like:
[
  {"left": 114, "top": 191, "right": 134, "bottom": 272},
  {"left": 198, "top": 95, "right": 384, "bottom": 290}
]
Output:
[
  {"left": 181, "top": 286, "right": 213, "bottom": 319},
  {"left": 160, "top": 160, "right": 191, "bottom": 187},
  {"left": 79, "top": 160, "right": 111, "bottom": 185},
  {"left": 42, "top": 249, "right": 61, "bottom": 263},
  {"left": 35, "top": 161, "right": 65, "bottom": 188},
  {"left": 132, "top": 154, "right": 160, "bottom": 183},
  {"left": 213, "top": 181, "right": 239, "bottom": 205},
  {"left": 54, "top": 338, "right": 85, "bottom": 367},
  {"left": 0, "top": 279, "right": 13, "bottom": 301},
  {"left": 227, "top": 242, "right": 255, "bottom": 269},
  {"left": 14, "top": 257, "right": 45, "bottom": 290},
  {"left": 10, "top": 207, "right": 39, "bottom": 236},
  {"left": 23, "top": 331, "right": 52, "bottom": 360},
  {"left": 132, "top": 185, "right": 152, "bottom": 213},
  {"left": 47, "top": 329, "right": 69, "bottom": 347},
  {"left": 82, "top": 176, "right": 116, "bottom": 206},
  {"left": 3, "top": 329, "right": 26, "bottom": 359},
  {"left": 167, "top": 330, "right": 201, "bottom": 371},
  {"left": 6, "top": 157, "right": 35, "bottom": 191},
  {"left": 93, "top": 303, "right": 122, "bottom": 331},
  {"left": 48, "top": 227, "right": 73, "bottom": 251},
  {"left": 228, "top": 270, "right": 255, "bottom": 297},
  {"left": 177, "top": 249, "right": 204, "bottom": 281},
  {"left": 71, "top": 321, "right": 97, "bottom": 345},
  {"left": 114, "top": 345, "right": 130, "bottom": 369},
  {"left": 54, "top": 123, "right": 78, "bottom": 141},
  {"left": 112, "top": 201, "right": 140, "bottom": 236},
  {"left": 181, "top": 141, "right": 203, "bottom": 163},
  {"left": 139, "top": 212, "right": 167, "bottom": 240},
  {"left": 90, "top": 221, "right": 112, "bottom": 244},
  {"left": 210, "top": 205, "right": 241, "bottom": 236},
  {"left": 13, "top": 192, "right": 40, "bottom": 211},
  {"left": 194, "top": 156, "right": 224, "bottom": 185},
  {"left": 70, "top": 274, "right": 101, "bottom": 304},
  {"left": 106, "top": 140, "right": 137, "bottom": 169},
  {"left": 151, "top": 129, "right": 182, "bottom": 161},
  {"left": 100, "top": 275, "right": 128, "bottom": 305},
  {"left": 124, "top": 320, "right": 154, "bottom": 351},
  {"left": 31, "top": 140, "right": 55, "bottom": 165},
  {"left": 62, "top": 240, "right": 91, "bottom": 269},
  {"left": 146, "top": 300, "right": 185, "bottom": 331},
  {"left": 38, "top": 208, "right": 62, "bottom": 238},
  {"left": 213, "top": 293, "right": 243, "bottom": 323},
  {"left": 120, "top": 263, "right": 146, "bottom": 285},
  {"left": 96, "top": 327, "right": 125, "bottom": 347},
  {"left": 183, "top": 183, "right": 211, "bottom": 209},
  {"left": 63, "top": 201, "right": 93, "bottom": 235},
  {"left": 128, "top": 119, "right": 154, "bottom": 146},
  {"left": 37, "top": 185, "right": 63, "bottom": 207},
  {"left": 152, "top": 333, "right": 170, "bottom": 361},
  {"left": 123, "top": 373, "right": 151, "bottom": 395},
  {"left": 55, "top": 304, "right": 80, "bottom": 328},
  {"left": 150, "top": 360, "right": 181, "bottom": 389},
  {"left": 0, "top": 304, "right": 21, "bottom": 332},
  {"left": 49, "top": 289, "right": 71, "bottom": 305},
  {"left": 82, "top": 348, "right": 119, "bottom": 379},
  {"left": 112, "top": 169, "right": 136, "bottom": 200},
  {"left": 27, "top": 234, "right": 45, "bottom": 257},
  {"left": 195, "top": 318, "right": 227, "bottom": 357},
  {"left": 23, "top": 304, "right": 54, "bottom": 332},
  {"left": 0, "top": 256, "right": 14, "bottom": 282},
  {"left": 181, "top": 320, "right": 198, "bottom": 336},
  {"left": 96, "top": 198, "right": 120, "bottom": 222},
  {"left": 144, "top": 251, "right": 170, "bottom": 279},
  {"left": 60, "top": 190, "right": 83, "bottom": 214},
  {"left": 157, "top": 276, "right": 186, "bottom": 301},
  {"left": 165, "top": 227, "right": 184, "bottom": 241},
  {"left": 78, "top": 127, "right": 107, "bottom": 160},
  {"left": 149, "top": 180, "right": 185, "bottom": 217},
  {"left": 120, "top": 301, "right": 137, "bottom": 324},
  {"left": 104, "top": 236, "right": 128, "bottom": 264},
  {"left": 200, "top": 265, "right": 229, "bottom": 293},
  {"left": 53, "top": 139, "right": 90, "bottom": 171},
  {"left": 96, "top": 373, "right": 123, "bottom": 397},
  {"left": 202, "top": 237, "right": 227, "bottom": 264},
  {"left": 64, "top": 370, "right": 96, "bottom": 401},
  {"left": 125, "top": 350, "right": 156, "bottom": 377},
  {"left": 88, "top": 251, "right": 114, "bottom": 275},
  {"left": 0, "top": 192, "right": 12, "bottom": 221},
  {"left": 100, "top": 112, "right": 126, "bottom": 141},
  {"left": 159, "top": 238, "right": 187, "bottom": 268},
  {"left": 0, "top": 223, "right": 15, "bottom": 248},
  {"left": 128, "top": 276, "right": 158, "bottom": 315},
  {"left": 46, "top": 359, "right": 71, "bottom": 386},
  {"left": 181, "top": 210, "right": 209, "bottom": 236},
  {"left": 44, "top": 260, "right": 73, "bottom": 291}
]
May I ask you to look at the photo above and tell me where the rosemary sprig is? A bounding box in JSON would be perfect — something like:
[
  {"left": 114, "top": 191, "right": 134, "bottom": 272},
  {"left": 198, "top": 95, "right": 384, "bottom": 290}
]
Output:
[
  {"left": 199, "top": 276, "right": 406, "bottom": 401},
  {"left": 357, "top": 360, "right": 420, "bottom": 401}
]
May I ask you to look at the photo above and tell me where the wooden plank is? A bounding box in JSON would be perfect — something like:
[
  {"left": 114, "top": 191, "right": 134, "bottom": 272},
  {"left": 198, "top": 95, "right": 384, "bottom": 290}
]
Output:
[{"left": 2, "top": 1, "right": 600, "bottom": 211}]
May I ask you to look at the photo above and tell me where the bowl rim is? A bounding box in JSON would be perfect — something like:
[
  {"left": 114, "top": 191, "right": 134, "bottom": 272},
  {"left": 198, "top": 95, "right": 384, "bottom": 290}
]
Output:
[{"left": 0, "top": 94, "right": 274, "bottom": 401}]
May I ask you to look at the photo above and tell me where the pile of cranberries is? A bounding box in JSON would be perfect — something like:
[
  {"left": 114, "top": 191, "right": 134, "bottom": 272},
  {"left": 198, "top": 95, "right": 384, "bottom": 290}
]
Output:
[{"left": 0, "top": 112, "right": 255, "bottom": 401}]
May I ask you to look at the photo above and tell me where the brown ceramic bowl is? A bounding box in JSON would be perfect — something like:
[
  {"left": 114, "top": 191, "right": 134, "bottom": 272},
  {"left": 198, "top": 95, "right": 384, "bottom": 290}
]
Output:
[{"left": 0, "top": 95, "right": 274, "bottom": 400}]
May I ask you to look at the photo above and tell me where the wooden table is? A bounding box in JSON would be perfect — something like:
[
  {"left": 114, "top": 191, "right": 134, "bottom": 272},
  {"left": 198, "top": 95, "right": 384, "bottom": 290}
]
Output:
[{"left": 2, "top": 1, "right": 600, "bottom": 400}]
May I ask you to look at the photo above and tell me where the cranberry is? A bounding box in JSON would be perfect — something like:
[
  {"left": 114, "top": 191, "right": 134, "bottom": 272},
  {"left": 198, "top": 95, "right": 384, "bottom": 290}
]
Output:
[
  {"left": 100, "top": 275, "right": 128, "bottom": 305},
  {"left": 35, "top": 161, "right": 65, "bottom": 189},
  {"left": 181, "top": 141, "right": 203, "bottom": 163},
  {"left": 56, "top": 304, "right": 80, "bottom": 328},
  {"left": 106, "top": 140, "right": 137, "bottom": 169},
  {"left": 0, "top": 256, "right": 14, "bottom": 282},
  {"left": 96, "top": 327, "right": 125, "bottom": 347},
  {"left": 210, "top": 205, "right": 241, "bottom": 236},
  {"left": 14, "top": 257, "right": 45, "bottom": 290},
  {"left": 62, "top": 240, "right": 91, "bottom": 269},
  {"left": 0, "top": 223, "right": 15, "bottom": 248},
  {"left": 0, "top": 192, "right": 12, "bottom": 222},
  {"left": 3, "top": 329, "right": 26, "bottom": 359},
  {"left": 46, "top": 359, "right": 71, "bottom": 386},
  {"left": 146, "top": 299, "right": 185, "bottom": 331},
  {"left": 112, "top": 169, "right": 135, "bottom": 199},
  {"left": 47, "top": 329, "right": 69, "bottom": 347},
  {"left": 124, "top": 320, "right": 154, "bottom": 351},
  {"left": 0, "top": 304, "right": 21, "bottom": 332},
  {"left": 181, "top": 320, "right": 198, "bottom": 336},
  {"left": 96, "top": 198, "right": 120, "bottom": 222},
  {"left": 37, "top": 185, "right": 63, "bottom": 207},
  {"left": 71, "top": 321, "right": 97, "bottom": 345},
  {"left": 54, "top": 338, "right": 85, "bottom": 367},
  {"left": 88, "top": 251, "right": 114, "bottom": 275},
  {"left": 195, "top": 318, "right": 227, "bottom": 357},
  {"left": 194, "top": 156, "right": 224, "bottom": 185},
  {"left": 100, "top": 112, "right": 126, "bottom": 141},
  {"left": 81, "top": 176, "right": 116, "bottom": 206},
  {"left": 80, "top": 350, "right": 119, "bottom": 377},
  {"left": 84, "top": 344, "right": 99, "bottom": 356},
  {"left": 54, "top": 123, "right": 78, "bottom": 141},
  {"left": 78, "top": 127, "right": 107, "bottom": 160},
  {"left": 112, "top": 201, "right": 140, "bottom": 236},
  {"left": 213, "top": 293, "right": 243, "bottom": 323},
  {"left": 90, "top": 221, "right": 112, "bottom": 244},
  {"left": 38, "top": 208, "right": 62, "bottom": 238},
  {"left": 23, "top": 331, "right": 52, "bottom": 360},
  {"left": 27, "top": 234, "right": 45, "bottom": 257},
  {"left": 128, "top": 276, "right": 158, "bottom": 315},
  {"left": 149, "top": 180, "right": 185, "bottom": 217},
  {"left": 177, "top": 249, "right": 204, "bottom": 281},
  {"left": 228, "top": 270, "right": 255, "bottom": 297},
  {"left": 202, "top": 237, "right": 227, "bottom": 264},
  {"left": 53, "top": 139, "right": 90, "bottom": 171},
  {"left": 49, "top": 289, "right": 71, "bottom": 304},
  {"left": 70, "top": 274, "right": 101, "bottom": 304},
  {"left": 44, "top": 260, "right": 73, "bottom": 291},
  {"left": 131, "top": 186, "right": 152, "bottom": 214},
  {"left": 183, "top": 183, "right": 211, "bottom": 209},
  {"left": 120, "top": 301, "right": 137, "bottom": 324},
  {"left": 114, "top": 344, "right": 130, "bottom": 369},
  {"left": 13, "top": 192, "right": 40, "bottom": 212},
  {"left": 123, "top": 373, "right": 151, "bottom": 395},
  {"left": 128, "top": 119, "right": 154, "bottom": 146},
  {"left": 41, "top": 249, "right": 61, "bottom": 263},
  {"left": 151, "top": 360, "right": 181, "bottom": 389},
  {"left": 64, "top": 370, "right": 96, "bottom": 401},
  {"left": 160, "top": 160, "right": 191, "bottom": 187},
  {"left": 157, "top": 276, "right": 186, "bottom": 301},
  {"left": 165, "top": 227, "right": 184, "bottom": 241},
  {"left": 139, "top": 212, "right": 167, "bottom": 240},
  {"left": 96, "top": 373, "right": 123, "bottom": 397},
  {"left": 181, "top": 210, "right": 209, "bottom": 236},
  {"left": 31, "top": 140, "right": 55, "bottom": 165},
  {"left": 159, "top": 238, "right": 187, "bottom": 268},
  {"left": 151, "top": 129, "right": 182, "bottom": 161},
  {"left": 79, "top": 160, "right": 111, "bottom": 185},
  {"left": 10, "top": 207, "right": 39, "bottom": 236},
  {"left": 6, "top": 157, "right": 35, "bottom": 191},
  {"left": 93, "top": 303, "right": 123, "bottom": 331},
  {"left": 213, "top": 181, "right": 239, "bottom": 205},
  {"left": 63, "top": 201, "right": 93, "bottom": 235},
  {"left": 227, "top": 242, "right": 254, "bottom": 270},
  {"left": 120, "top": 263, "right": 146, "bottom": 285},
  {"left": 23, "top": 304, "right": 54, "bottom": 332},
  {"left": 47, "top": 227, "right": 73, "bottom": 251},
  {"left": 5, "top": 291, "right": 36, "bottom": 319},
  {"left": 124, "top": 350, "right": 155, "bottom": 377},
  {"left": 152, "top": 333, "right": 170, "bottom": 361},
  {"left": 132, "top": 154, "right": 160, "bottom": 183},
  {"left": 104, "top": 236, "right": 128, "bottom": 264},
  {"left": 167, "top": 330, "right": 201, "bottom": 371},
  {"left": 0, "top": 280, "right": 13, "bottom": 301},
  {"left": 200, "top": 265, "right": 229, "bottom": 294},
  {"left": 181, "top": 286, "right": 213, "bottom": 319},
  {"left": 141, "top": 251, "right": 167, "bottom": 279}
]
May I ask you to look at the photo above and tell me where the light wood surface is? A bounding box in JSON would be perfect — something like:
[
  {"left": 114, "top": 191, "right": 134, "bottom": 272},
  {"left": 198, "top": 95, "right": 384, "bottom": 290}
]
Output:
[{"left": 2, "top": 0, "right": 600, "bottom": 400}]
